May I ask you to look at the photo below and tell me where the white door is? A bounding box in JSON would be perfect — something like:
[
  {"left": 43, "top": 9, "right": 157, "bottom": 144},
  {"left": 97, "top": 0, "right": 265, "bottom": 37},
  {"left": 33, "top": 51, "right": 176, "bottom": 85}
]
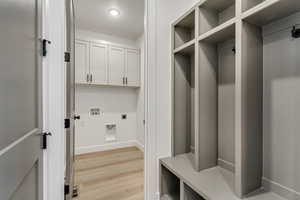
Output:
[
  {"left": 109, "top": 46, "right": 126, "bottom": 86},
  {"left": 75, "top": 40, "right": 90, "bottom": 84},
  {"left": 126, "top": 49, "right": 140, "bottom": 87},
  {"left": 0, "top": 0, "right": 44, "bottom": 199},
  {"left": 90, "top": 42, "right": 108, "bottom": 85}
]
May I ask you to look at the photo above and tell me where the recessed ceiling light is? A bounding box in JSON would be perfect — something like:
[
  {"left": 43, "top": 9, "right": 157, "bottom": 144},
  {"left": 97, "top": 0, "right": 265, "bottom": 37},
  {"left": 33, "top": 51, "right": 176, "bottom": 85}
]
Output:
[{"left": 109, "top": 9, "right": 120, "bottom": 16}]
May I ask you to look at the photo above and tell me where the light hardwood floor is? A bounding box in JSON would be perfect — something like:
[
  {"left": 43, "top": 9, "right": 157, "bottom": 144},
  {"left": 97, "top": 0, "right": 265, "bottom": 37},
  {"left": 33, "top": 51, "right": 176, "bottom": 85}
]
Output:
[{"left": 74, "top": 147, "right": 144, "bottom": 200}]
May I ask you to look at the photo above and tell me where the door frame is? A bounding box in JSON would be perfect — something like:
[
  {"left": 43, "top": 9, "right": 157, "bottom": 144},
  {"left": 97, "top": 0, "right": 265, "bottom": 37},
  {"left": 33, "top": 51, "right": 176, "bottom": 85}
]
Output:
[
  {"left": 144, "top": 0, "right": 159, "bottom": 199},
  {"left": 43, "top": 0, "right": 159, "bottom": 199}
]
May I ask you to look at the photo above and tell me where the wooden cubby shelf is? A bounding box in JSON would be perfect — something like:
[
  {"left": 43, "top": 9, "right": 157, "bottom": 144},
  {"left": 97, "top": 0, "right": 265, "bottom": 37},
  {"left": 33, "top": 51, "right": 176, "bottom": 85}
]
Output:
[
  {"left": 174, "top": 10, "right": 195, "bottom": 49},
  {"left": 160, "top": 154, "right": 234, "bottom": 200},
  {"left": 242, "top": 0, "right": 300, "bottom": 25},
  {"left": 198, "top": 19, "right": 235, "bottom": 43},
  {"left": 160, "top": 156, "right": 285, "bottom": 200},
  {"left": 242, "top": 0, "right": 266, "bottom": 12},
  {"left": 199, "top": 0, "right": 236, "bottom": 35},
  {"left": 172, "top": 6, "right": 197, "bottom": 171},
  {"left": 183, "top": 183, "right": 206, "bottom": 200},
  {"left": 173, "top": 40, "right": 195, "bottom": 55},
  {"left": 197, "top": 17, "right": 237, "bottom": 193},
  {"left": 160, "top": 165, "right": 180, "bottom": 200},
  {"left": 166, "top": 0, "right": 300, "bottom": 199}
]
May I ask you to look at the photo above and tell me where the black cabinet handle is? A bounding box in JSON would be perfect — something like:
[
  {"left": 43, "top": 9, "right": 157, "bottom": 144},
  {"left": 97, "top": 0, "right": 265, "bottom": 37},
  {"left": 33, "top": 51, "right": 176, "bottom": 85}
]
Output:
[{"left": 74, "top": 115, "right": 80, "bottom": 120}]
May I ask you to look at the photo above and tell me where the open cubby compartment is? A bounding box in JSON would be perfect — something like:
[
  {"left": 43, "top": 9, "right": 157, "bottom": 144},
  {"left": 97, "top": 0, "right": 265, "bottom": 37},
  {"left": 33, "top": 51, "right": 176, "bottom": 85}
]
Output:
[
  {"left": 198, "top": 21, "right": 236, "bottom": 172},
  {"left": 172, "top": 42, "right": 196, "bottom": 168},
  {"left": 183, "top": 183, "right": 205, "bottom": 200},
  {"left": 239, "top": 9, "right": 300, "bottom": 199},
  {"left": 160, "top": 155, "right": 238, "bottom": 200},
  {"left": 242, "top": 0, "right": 300, "bottom": 25},
  {"left": 242, "top": 0, "right": 265, "bottom": 12},
  {"left": 174, "top": 10, "right": 196, "bottom": 49},
  {"left": 197, "top": 24, "right": 236, "bottom": 191},
  {"left": 199, "top": 0, "right": 235, "bottom": 35},
  {"left": 160, "top": 165, "right": 180, "bottom": 200}
]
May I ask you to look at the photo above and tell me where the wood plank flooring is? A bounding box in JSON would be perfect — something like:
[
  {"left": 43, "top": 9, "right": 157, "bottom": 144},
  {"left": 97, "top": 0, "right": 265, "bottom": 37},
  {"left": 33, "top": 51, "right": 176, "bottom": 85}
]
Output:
[{"left": 74, "top": 147, "right": 144, "bottom": 200}]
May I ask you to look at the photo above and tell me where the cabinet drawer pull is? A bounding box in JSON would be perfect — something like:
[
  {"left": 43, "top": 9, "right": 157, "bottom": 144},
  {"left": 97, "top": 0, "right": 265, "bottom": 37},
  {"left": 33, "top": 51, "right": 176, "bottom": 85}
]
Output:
[
  {"left": 90, "top": 74, "right": 93, "bottom": 83},
  {"left": 86, "top": 74, "right": 89, "bottom": 83}
]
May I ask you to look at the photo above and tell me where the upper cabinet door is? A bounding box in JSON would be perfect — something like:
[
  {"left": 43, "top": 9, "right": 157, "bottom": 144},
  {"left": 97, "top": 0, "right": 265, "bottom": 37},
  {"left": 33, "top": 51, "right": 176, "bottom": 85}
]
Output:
[
  {"left": 109, "top": 46, "right": 125, "bottom": 86},
  {"left": 126, "top": 49, "right": 140, "bottom": 87},
  {"left": 90, "top": 42, "right": 108, "bottom": 85},
  {"left": 75, "top": 40, "right": 89, "bottom": 84}
]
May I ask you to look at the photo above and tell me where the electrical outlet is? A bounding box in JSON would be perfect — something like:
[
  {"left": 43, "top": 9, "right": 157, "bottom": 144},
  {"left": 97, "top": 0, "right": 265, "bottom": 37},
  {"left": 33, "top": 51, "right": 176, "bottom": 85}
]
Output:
[{"left": 90, "top": 108, "right": 101, "bottom": 116}]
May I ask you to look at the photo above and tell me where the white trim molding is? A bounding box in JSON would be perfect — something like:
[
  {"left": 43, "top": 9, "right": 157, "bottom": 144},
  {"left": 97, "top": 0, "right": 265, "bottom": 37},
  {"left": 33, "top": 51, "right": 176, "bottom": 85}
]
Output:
[
  {"left": 135, "top": 141, "right": 145, "bottom": 152},
  {"left": 75, "top": 140, "right": 144, "bottom": 155},
  {"left": 262, "top": 177, "right": 300, "bottom": 200},
  {"left": 44, "top": 0, "right": 156, "bottom": 199},
  {"left": 144, "top": 0, "right": 158, "bottom": 199},
  {"left": 218, "top": 159, "right": 235, "bottom": 173}
]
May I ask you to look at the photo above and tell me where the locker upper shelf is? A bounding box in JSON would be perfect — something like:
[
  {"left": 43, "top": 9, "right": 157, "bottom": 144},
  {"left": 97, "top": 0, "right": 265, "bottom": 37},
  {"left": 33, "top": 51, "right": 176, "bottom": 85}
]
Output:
[
  {"left": 201, "top": 0, "right": 235, "bottom": 12},
  {"left": 174, "top": 10, "right": 195, "bottom": 49},
  {"left": 199, "top": 0, "right": 235, "bottom": 35},
  {"left": 198, "top": 19, "right": 235, "bottom": 44},
  {"left": 242, "top": 0, "right": 300, "bottom": 26},
  {"left": 173, "top": 39, "right": 195, "bottom": 55}
]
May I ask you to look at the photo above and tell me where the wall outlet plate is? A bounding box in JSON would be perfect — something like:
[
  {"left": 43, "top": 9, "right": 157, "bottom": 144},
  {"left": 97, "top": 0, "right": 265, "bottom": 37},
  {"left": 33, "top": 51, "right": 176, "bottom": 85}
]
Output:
[{"left": 90, "top": 108, "right": 101, "bottom": 116}]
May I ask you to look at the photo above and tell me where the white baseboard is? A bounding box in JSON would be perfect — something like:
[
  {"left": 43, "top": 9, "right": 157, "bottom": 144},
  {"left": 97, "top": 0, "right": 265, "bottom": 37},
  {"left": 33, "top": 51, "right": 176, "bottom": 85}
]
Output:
[
  {"left": 155, "top": 192, "right": 160, "bottom": 200},
  {"left": 75, "top": 140, "right": 145, "bottom": 155},
  {"left": 190, "top": 145, "right": 195, "bottom": 154},
  {"left": 218, "top": 158, "right": 235, "bottom": 172},
  {"left": 262, "top": 177, "right": 300, "bottom": 200},
  {"left": 135, "top": 141, "right": 145, "bottom": 152}
]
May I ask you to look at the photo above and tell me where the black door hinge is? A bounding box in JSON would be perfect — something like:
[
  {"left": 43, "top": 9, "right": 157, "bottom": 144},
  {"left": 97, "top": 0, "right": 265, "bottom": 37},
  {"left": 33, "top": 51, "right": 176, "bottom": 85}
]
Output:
[
  {"left": 64, "top": 185, "right": 70, "bottom": 195},
  {"left": 65, "top": 118, "right": 70, "bottom": 129},
  {"left": 42, "top": 39, "right": 51, "bottom": 57},
  {"left": 42, "top": 132, "right": 52, "bottom": 149},
  {"left": 232, "top": 47, "right": 236, "bottom": 54},
  {"left": 292, "top": 26, "right": 300, "bottom": 38},
  {"left": 65, "top": 52, "right": 71, "bottom": 62},
  {"left": 73, "top": 185, "right": 79, "bottom": 198}
]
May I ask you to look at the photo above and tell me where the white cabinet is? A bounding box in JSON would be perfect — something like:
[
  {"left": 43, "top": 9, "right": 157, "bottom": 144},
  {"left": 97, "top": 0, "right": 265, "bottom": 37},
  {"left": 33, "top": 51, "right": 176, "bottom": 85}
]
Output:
[
  {"left": 108, "top": 46, "right": 140, "bottom": 87},
  {"left": 75, "top": 40, "right": 89, "bottom": 84},
  {"left": 90, "top": 42, "right": 108, "bottom": 85},
  {"left": 126, "top": 49, "right": 140, "bottom": 87},
  {"left": 75, "top": 40, "right": 108, "bottom": 85},
  {"left": 75, "top": 39, "right": 140, "bottom": 87},
  {"left": 108, "top": 46, "right": 126, "bottom": 86}
]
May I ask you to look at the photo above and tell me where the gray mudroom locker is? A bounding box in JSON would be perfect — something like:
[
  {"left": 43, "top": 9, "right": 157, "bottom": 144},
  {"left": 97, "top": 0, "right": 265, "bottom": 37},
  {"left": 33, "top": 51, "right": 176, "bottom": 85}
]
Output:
[{"left": 160, "top": 0, "right": 300, "bottom": 200}]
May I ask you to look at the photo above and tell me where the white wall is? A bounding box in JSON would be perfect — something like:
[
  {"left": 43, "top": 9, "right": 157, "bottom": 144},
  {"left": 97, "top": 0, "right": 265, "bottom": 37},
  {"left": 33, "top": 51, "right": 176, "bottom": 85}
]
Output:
[
  {"left": 76, "top": 29, "right": 138, "bottom": 47},
  {"left": 75, "top": 86, "right": 139, "bottom": 154},
  {"left": 75, "top": 30, "right": 145, "bottom": 154}
]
